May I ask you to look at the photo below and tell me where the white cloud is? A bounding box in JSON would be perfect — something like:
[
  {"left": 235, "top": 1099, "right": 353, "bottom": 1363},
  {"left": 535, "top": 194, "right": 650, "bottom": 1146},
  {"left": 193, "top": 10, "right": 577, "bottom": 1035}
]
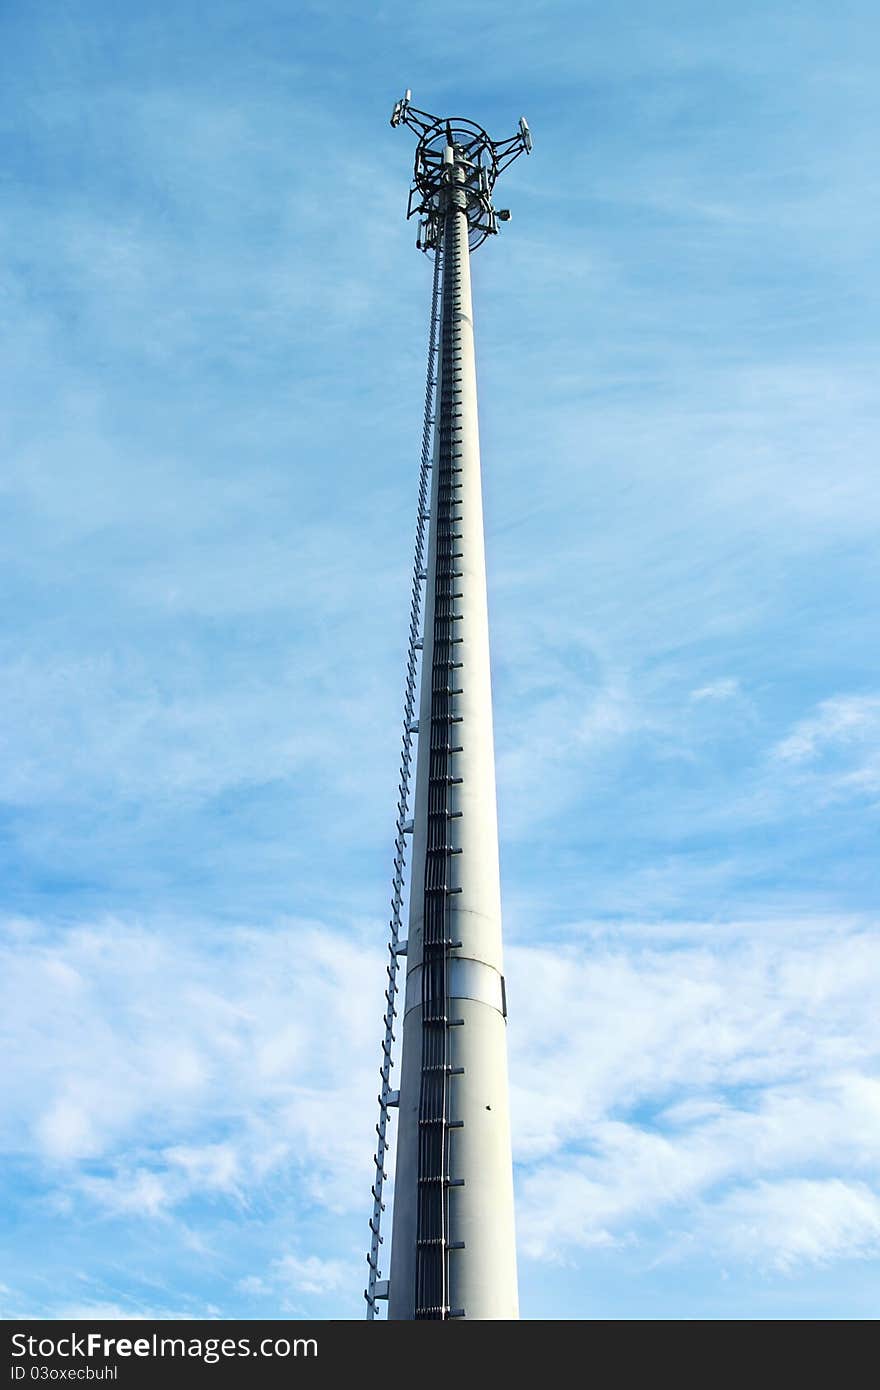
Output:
[
  {"left": 0, "top": 915, "right": 383, "bottom": 1220},
  {"left": 77, "top": 1169, "right": 173, "bottom": 1220},
  {"left": 5, "top": 912, "right": 879, "bottom": 1278},
  {"left": 507, "top": 917, "right": 880, "bottom": 1268},
  {"left": 232, "top": 1250, "right": 355, "bottom": 1315},
  {"left": 710, "top": 1179, "right": 880, "bottom": 1271},
  {"left": 770, "top": 694, "right": 880, "bottom": 802},
  {"left": 236, "top": 1275, "right": 269, "bottom": 1297},
  {"left": 774, "top": 695, "right": 880, "bottom": 765},
  {"left": 274, "top": 1253, "right": 350, "bottom": 1298},
  {"left": 690, "top": 678, "right": 740, "bottom": 702},
  {"left": 37, "top": 1098, "right": 101, "bottom": 1162},
  {"left": 163, "top": 1143, "right": 242, "bottom": 1195},
  {"left": 49, "top": 1302, "right": 196, "bottom": 1321}
]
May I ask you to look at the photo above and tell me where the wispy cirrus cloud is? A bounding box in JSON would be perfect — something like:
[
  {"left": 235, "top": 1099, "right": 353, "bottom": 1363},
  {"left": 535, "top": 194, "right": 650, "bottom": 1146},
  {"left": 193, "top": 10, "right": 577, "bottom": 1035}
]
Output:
[
  {"left": 708, "top": 1178, "right": 880, "bottom": 1272},
  {"left": 509, "top": 916, "right": 880, "bottom": 1271},
  {"left": 690, "top": 678, "right": 740, "bottom": 703},
  {"left": 4, "top": 909, "right": 879, "bottom": 1313},
  {"left": 774, "top": 695, "right": 880, "bottom": 770},
  {"left": 0, "top": 915, "right": 380, "bottom": 1209}
]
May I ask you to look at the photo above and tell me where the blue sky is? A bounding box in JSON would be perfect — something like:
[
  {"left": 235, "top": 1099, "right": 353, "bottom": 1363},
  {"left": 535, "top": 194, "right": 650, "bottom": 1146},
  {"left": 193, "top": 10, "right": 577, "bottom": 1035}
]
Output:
[{"left": 1, "top": 0, "right": 879, "bottom": 1319}]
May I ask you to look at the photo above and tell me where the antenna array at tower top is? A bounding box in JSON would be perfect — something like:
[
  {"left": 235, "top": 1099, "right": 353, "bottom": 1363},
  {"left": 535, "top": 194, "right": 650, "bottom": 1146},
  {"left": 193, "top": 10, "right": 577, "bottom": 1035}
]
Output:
[{"left": 390, "top": 91, "right": 532, "bottom": 252}]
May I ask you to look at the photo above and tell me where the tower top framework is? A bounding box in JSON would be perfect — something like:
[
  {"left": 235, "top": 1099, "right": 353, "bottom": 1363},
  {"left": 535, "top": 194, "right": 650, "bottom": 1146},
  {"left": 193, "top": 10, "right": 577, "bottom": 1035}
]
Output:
[{"left": 390, "top": 91, "right": 531, "bottom": 251}]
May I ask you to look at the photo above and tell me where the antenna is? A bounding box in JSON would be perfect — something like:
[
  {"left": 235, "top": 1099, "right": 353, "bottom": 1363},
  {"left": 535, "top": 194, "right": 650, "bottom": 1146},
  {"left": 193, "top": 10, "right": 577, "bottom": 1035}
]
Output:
[{"left": 389, "top": 92, "right": 532, "bottom": 251}]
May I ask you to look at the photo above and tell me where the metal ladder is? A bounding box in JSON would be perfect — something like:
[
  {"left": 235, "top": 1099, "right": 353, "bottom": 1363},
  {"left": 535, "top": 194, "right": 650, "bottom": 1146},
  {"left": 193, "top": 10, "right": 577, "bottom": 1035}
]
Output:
[
  {"left": 365, "top": 244, "right": 444, "bottom": 1319},
  {"left": 414, "top": 206, "right": 467, "bottom": 1320}
]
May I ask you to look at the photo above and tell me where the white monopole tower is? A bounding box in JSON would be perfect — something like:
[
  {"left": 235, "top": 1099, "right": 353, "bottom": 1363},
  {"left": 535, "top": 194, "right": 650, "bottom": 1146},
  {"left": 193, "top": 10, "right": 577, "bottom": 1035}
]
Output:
[{"left": 365, "top": 94, "right": 531, "bottom": 1322}]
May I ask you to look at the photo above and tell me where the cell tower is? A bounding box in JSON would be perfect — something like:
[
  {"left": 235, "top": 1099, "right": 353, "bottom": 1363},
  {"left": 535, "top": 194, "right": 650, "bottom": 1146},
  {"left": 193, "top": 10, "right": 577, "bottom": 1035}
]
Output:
[{"left": 365, "top": 94, "right": 531, "bottom": 1321}]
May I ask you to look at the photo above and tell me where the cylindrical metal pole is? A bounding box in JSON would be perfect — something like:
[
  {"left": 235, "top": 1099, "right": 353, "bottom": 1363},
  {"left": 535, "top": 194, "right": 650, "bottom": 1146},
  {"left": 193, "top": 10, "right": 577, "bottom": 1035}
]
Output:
[{"left": 388, "top": 146, "right": 519, "bottom": 1321}]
